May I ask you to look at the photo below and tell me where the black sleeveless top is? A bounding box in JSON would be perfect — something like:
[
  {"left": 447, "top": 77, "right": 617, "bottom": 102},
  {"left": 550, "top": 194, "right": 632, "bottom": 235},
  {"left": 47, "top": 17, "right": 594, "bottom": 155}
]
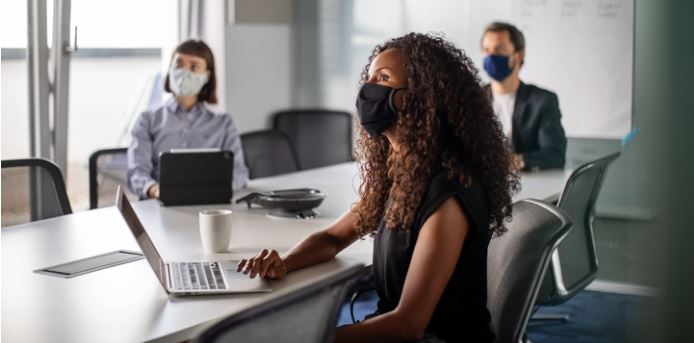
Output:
[{"left": 372, "top": 173, "right": 494, "bottom": 342}]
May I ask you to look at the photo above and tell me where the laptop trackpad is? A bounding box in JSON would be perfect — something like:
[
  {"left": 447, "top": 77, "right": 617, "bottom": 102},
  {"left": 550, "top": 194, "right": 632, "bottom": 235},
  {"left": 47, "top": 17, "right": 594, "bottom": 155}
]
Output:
[{"left": 221, "top": 261, "right": 272, "bottom": 292}]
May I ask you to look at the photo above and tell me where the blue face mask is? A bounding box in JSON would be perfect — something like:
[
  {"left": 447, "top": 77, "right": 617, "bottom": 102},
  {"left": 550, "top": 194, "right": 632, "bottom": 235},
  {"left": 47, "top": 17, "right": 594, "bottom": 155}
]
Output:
[{"left": 483, "top": 54, "right": 513, "bottom": 82}]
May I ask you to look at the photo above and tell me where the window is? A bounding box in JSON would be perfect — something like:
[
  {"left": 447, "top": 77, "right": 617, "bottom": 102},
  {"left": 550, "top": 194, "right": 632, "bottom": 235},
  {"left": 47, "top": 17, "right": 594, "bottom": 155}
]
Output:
[{"left": 1, "top": 0, "right": 173, "bottom": 210}]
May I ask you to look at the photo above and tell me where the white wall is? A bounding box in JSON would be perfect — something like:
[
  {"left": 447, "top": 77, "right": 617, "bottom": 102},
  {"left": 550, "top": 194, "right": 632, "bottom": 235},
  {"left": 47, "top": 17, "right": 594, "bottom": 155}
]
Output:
[
  {"left": 225, "top": 24, "right": 293, "bottom": 133},
  {"left": 200, "top": 0, "right": 229, "bottom": 113},
  {"left": 402, "top": 0, "right": 512, "bottom": 79}
]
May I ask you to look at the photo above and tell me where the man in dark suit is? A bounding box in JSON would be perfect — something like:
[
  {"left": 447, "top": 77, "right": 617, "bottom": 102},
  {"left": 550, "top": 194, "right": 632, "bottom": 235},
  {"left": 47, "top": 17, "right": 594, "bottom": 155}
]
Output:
[{"left": 481, "top": 22, "right": 567, "bottom": 171}]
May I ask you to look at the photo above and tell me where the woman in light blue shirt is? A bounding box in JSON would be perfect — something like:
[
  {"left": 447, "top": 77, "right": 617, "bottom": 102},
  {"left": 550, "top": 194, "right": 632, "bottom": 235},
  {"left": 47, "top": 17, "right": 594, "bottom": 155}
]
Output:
[{"left": 127, "top": 40, "right": 249, "bottom": 199}]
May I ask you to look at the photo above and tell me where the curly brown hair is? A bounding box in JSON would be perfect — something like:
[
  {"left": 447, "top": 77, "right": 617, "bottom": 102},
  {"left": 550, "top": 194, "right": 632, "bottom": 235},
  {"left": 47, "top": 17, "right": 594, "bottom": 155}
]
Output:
[{"left": 354, "top": 33, "right": 519, "bottom": 237}]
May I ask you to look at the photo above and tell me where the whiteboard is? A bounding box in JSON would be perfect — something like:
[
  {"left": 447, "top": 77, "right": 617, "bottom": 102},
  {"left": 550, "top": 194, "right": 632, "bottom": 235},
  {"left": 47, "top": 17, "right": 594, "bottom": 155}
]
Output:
[{"left": 512, "top": 0, "right": 633, "bottom": 139}]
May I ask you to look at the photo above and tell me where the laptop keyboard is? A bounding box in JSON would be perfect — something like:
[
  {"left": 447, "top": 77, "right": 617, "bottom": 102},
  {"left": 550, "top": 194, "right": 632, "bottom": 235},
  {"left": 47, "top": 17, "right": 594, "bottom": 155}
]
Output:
[{"left": 171, "top": 262, "right": 227, "bottom": 291}]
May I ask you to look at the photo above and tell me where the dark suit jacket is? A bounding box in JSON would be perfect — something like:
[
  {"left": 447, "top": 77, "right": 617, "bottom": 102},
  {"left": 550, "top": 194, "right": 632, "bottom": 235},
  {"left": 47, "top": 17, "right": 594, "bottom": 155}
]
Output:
[{"left": 487, "top": 82, "right": 567, "bottom": 170}]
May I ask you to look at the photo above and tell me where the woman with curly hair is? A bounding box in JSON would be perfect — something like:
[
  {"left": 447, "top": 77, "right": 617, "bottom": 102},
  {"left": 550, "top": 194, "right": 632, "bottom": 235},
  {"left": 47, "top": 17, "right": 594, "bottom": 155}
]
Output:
[{"left": 238, "top": 33, "right": 519, "bottom": 342}]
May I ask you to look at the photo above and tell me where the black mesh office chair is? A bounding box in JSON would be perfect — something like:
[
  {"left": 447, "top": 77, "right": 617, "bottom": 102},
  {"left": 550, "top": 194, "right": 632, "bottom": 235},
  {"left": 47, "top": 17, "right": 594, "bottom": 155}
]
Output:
[
  {"left": 195, "top": 264, "right": 365, "bottom": 343},
  {"left": 88, "top": 147, "right": 129, "bottom": 209},
  {"left": 240, "top": 130, "right": 300, "bottom": 179},
  {"left": 532, "top": 152, "right": 621, "bottom": 323},
  {"left": 1, "top": 158, "right": 72, "bottom": 227},
  {"left": 272, "top": 109, "right": 353, "bottom": 170},
  {"left": 487, "top": 199, "right": 573, "bottom": 343}
]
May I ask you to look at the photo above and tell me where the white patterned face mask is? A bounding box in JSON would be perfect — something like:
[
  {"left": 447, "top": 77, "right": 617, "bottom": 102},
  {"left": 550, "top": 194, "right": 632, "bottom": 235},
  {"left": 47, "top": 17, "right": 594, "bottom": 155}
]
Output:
[{"left": 168, "top": 67, "right": 208, "bottom": 96}]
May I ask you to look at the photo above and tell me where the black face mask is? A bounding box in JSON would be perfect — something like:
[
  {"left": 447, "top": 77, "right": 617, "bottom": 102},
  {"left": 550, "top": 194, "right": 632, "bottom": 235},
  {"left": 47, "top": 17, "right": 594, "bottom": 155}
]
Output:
[{"left": 355, "top": 83, "right": 405, "bottom": 138}]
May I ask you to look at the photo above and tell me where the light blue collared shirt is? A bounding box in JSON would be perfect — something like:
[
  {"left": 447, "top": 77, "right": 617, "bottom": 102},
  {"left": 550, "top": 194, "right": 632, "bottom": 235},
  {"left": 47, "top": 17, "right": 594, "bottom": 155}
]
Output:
[{"left": 127, "top": 98, "right": 249, "bottom": 198}]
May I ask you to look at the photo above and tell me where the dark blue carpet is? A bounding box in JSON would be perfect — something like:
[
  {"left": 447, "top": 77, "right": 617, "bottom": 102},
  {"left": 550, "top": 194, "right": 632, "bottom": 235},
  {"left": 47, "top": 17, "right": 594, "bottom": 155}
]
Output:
[
  {"left": 337, "top": 290, "right": 652, "bottom": 343},
  {"left": 526, "top": 290, "right": 651, "bottom": 343}
]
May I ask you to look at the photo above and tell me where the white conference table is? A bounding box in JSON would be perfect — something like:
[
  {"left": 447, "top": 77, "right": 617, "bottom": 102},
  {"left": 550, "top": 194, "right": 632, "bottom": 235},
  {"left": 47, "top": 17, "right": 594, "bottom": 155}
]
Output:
[{"left": 1, "top": 163, "right": 569, "bottom": 342}]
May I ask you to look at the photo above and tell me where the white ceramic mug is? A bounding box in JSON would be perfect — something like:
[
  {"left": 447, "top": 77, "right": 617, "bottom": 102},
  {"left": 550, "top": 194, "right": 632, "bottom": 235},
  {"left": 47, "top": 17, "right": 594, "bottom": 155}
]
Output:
[{"left": 199, "top": 210, "right": 233, "bottom": 253}]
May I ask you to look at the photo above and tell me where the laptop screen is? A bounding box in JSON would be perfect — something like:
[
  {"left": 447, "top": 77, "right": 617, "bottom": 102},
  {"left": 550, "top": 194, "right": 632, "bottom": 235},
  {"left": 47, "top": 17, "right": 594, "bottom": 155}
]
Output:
[{"left": 115, "top": 187, "right": 168, "bottom": 290}]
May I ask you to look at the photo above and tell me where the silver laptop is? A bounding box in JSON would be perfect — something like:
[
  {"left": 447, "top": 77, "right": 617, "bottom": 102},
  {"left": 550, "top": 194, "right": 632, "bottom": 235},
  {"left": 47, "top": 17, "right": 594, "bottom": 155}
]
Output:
[{"left": 115, "top": 186, "right": 271, "bottom": 295}]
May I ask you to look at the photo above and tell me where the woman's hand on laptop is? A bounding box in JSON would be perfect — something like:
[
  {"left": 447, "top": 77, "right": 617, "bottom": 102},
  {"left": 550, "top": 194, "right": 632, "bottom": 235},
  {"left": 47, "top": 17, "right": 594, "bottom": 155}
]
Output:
[{"left": 237, "top": 249, "right": 287, "bottom": 280}]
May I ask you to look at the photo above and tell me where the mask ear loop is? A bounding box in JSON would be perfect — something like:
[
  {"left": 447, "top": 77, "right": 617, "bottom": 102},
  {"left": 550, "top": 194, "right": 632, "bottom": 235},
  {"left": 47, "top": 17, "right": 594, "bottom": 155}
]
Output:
[{"left": 387, "top": 88, "right": 407, "bottom": 114}]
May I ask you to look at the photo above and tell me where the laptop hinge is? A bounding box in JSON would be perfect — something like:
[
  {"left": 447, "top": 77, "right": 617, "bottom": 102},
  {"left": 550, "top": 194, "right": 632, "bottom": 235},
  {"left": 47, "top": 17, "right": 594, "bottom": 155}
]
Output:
[{"left": 164, "top": 263, "right": 173, "bottom": 292}]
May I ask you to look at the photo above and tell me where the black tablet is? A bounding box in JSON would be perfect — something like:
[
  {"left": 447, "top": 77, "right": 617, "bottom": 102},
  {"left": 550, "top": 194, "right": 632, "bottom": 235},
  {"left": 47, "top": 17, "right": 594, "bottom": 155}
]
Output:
[{"left": 158, "top": 150, "right": 234, "bottom": 206}]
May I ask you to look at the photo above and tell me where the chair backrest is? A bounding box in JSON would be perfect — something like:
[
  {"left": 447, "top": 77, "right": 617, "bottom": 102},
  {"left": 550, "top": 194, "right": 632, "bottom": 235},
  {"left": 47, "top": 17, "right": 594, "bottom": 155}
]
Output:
[
  {"left": 537, "top": 152, "right": 621, "bottom": 304},
  {"left": 240, "top": 130, "right": 300, "bottom": 179},
  {"left": 195, "top": 264, "right": 365, "bottom": 343},
  {"left": 487, "top": 199, "right": 573, "bottom": 343},
  {"left": 2, "top": 158, "right": 72, "bottom": 227},
  {"left": 89, "top": 147, "right": 129, "bottom": 209},
  {"left": 272, "top": 109, "right": 353, "bottom": 170}
]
